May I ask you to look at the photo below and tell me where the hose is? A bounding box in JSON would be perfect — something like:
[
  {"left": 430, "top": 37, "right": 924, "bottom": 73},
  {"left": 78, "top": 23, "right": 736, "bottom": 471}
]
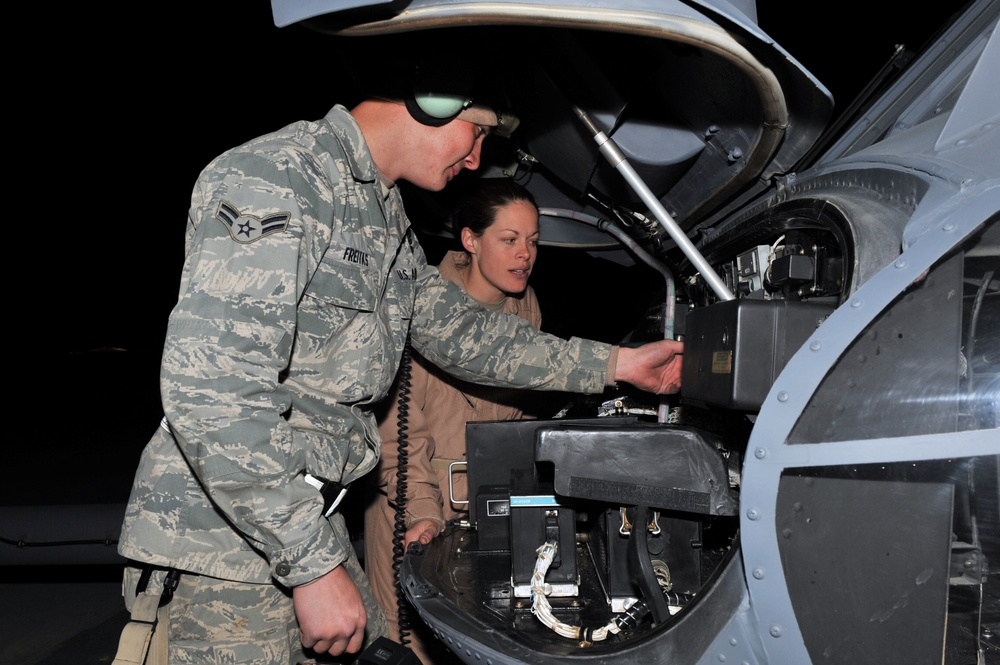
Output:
[{"left": 538, "top": 206, "right": 678, "bottom": 423}]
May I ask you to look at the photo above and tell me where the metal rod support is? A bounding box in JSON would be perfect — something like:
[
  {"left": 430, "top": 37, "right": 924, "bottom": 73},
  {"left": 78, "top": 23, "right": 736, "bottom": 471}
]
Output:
[{"left": 574, "top": 106, "right": 735, "bottom": 301}]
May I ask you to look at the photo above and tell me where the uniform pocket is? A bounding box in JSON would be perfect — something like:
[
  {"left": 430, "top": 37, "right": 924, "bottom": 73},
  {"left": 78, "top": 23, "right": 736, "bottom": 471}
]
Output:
[{"left": 294, "top": 254, "right": 384, "bottom": 402}]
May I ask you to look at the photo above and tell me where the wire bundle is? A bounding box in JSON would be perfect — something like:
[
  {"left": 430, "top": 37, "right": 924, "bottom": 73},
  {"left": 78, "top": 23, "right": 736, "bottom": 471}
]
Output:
[{"left": 529, "top": 541, "right": 621, "bottom": 642}]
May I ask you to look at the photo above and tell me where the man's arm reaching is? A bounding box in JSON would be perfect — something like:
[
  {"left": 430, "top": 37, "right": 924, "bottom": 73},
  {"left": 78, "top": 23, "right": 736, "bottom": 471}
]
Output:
[{"left": 614, "top": 339, "right": 684, "bottom": 394}]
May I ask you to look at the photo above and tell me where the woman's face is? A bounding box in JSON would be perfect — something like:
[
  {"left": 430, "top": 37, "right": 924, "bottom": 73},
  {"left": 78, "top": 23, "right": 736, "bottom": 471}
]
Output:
[{"left": 461, "top": 199, "right": 540, "bottom": 301}]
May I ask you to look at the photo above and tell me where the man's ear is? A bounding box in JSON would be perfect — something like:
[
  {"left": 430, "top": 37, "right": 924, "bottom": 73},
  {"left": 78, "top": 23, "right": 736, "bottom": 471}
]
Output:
[{"left": 460, "top": 227, "right": 478, "bottom": 254}]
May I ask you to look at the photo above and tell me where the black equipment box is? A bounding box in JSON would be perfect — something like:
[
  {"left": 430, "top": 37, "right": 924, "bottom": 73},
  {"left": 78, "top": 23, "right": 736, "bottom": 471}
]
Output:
[
  {"left": 475, "top": 484, "right": 511, "bottom": 551},
  {"left": 509, "top": 469, "right": 578, "bottom": 592},
  {"left": 682, "top": 298, "right": 835, "bottom": 410},
  {"left": 465, "top": 416, "right": 638, "bottom": 525}
]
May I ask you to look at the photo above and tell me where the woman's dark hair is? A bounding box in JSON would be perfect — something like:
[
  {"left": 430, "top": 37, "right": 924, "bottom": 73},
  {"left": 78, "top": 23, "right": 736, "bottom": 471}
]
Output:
[{"left": 451, "top": 179, "right": 538, "bottom": 241}]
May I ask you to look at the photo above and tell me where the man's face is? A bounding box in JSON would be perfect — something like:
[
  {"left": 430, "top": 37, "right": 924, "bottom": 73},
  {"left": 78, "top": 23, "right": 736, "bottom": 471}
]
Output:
[{"left": 408, "top": 119, "right": 491, "bottom": 191}]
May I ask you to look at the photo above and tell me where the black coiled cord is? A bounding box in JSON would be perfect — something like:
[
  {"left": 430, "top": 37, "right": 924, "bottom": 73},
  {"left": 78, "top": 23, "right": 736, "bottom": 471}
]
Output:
[{"left": 391, "top": 340, "right": 414, "bottom": 647}]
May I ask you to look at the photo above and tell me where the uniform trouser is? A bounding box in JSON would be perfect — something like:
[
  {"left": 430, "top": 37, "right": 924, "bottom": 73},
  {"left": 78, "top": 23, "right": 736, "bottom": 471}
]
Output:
[
  {"left": 364, "top": 493, "right": 431, "bottom": 663},
  {"left": 123, "top": 534, "right": 387, "bottom": 664}
]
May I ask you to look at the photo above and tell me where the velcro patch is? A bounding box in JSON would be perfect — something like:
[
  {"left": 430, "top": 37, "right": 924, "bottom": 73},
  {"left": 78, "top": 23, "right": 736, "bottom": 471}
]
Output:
[{"left": 215, "top": 201, "right": 291, "bottom": 243}]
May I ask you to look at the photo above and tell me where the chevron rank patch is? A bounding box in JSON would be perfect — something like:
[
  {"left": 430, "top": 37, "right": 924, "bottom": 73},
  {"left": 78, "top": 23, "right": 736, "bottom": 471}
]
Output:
[{"left": 215, "top": 201, "right": 291, "bottom": 243}]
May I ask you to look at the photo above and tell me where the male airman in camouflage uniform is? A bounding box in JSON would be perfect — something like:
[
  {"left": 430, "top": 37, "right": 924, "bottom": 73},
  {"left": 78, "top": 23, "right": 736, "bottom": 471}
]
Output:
[{"left": 118, "top": 92, "right": 683, "bottom": 664}]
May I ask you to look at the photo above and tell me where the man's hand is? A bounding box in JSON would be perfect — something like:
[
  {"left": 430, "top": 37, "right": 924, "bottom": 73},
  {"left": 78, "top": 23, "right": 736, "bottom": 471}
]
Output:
[
  {"left": 404, "top": 518, "right": 442, "bottom": 548},
  {"left": 614, "top": 339, "right": 684, "bottom": 394},
  {"left": 293, "top": 565, "right": 367, "bottom": 656}
]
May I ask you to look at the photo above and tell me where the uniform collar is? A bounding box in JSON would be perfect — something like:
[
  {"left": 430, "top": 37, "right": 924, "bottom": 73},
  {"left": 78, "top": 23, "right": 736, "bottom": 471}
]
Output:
[{"left": 323, "top": 105, "right": 380, "bottom": 185}]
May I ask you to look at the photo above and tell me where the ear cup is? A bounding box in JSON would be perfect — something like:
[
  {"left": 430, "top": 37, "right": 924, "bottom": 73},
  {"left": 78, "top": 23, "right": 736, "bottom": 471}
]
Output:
[
  {"left": 405, "top": 94, "right": 470, "bottom": 127},
  {"left": 417, "top": 93, "right": 471, "bottom": 119},
  {"left": 405, "top": 62, "right": 474, "bottom": 126}
]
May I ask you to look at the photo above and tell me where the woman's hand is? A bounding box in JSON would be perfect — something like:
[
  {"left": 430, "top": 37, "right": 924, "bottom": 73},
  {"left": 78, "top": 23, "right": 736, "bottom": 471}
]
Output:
[{"left": 404, "top": 518, "right": 442, "bottom": 547}]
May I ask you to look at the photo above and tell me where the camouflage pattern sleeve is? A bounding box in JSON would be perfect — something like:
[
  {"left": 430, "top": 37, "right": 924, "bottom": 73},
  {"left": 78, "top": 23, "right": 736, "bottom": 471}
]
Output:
[
  {"left": 409, "top": 268, "right": 613, "bottom": 394},
  {"left": 121, "top": 107, "right": 423, "bottom": 587},
  {"left": 158, "top": 141, "right": 351, "bottom": 586}
]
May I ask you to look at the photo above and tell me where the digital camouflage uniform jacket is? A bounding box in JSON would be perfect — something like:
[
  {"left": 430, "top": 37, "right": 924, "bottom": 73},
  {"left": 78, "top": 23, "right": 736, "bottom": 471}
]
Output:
[{"left": 119, "top": 105, "right": 612, "bottom": 590}]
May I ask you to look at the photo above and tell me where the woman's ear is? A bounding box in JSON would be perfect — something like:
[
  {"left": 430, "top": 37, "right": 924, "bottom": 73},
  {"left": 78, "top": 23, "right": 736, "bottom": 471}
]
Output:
[{"left": 460, "top": 227, "right": 478, "bottom": 255}]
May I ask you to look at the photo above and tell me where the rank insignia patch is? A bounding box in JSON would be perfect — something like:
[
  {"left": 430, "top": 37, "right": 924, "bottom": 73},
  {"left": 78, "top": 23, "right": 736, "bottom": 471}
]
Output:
[{"left": 215, "top": 201, "right": 291, "bottom": 243}]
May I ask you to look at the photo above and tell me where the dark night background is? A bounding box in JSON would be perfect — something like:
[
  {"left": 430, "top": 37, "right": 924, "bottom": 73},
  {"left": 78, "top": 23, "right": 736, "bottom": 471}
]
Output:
[
  {"left": 0, "top": 2, "right": 977, "bottom": 663},
  {"left": 8, "top": 0, "right": 972, "bottom": 509}
]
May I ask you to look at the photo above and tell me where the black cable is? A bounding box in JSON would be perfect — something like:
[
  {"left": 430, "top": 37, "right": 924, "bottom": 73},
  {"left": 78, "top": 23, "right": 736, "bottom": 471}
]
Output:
[
  {"left": 965, "top": 269, "right": 994, "bottom": 396},
  {"left": 614, "top": 589, "right": 695, "bottom": 632},
  {"left": 0, "top": 535, "right": 119, "bottom": 548},
  {"left": 391, "top": 339, "right": 415, "bottom": 647}
]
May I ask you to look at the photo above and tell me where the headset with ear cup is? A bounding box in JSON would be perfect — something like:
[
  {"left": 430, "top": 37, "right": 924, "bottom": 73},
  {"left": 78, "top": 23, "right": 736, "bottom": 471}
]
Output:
[
  {"left": 404, "top": 62, "right": 475, "bottom": 126},
  {"left": 405, "top": 93, "right": 473, "bottom": 127}
]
